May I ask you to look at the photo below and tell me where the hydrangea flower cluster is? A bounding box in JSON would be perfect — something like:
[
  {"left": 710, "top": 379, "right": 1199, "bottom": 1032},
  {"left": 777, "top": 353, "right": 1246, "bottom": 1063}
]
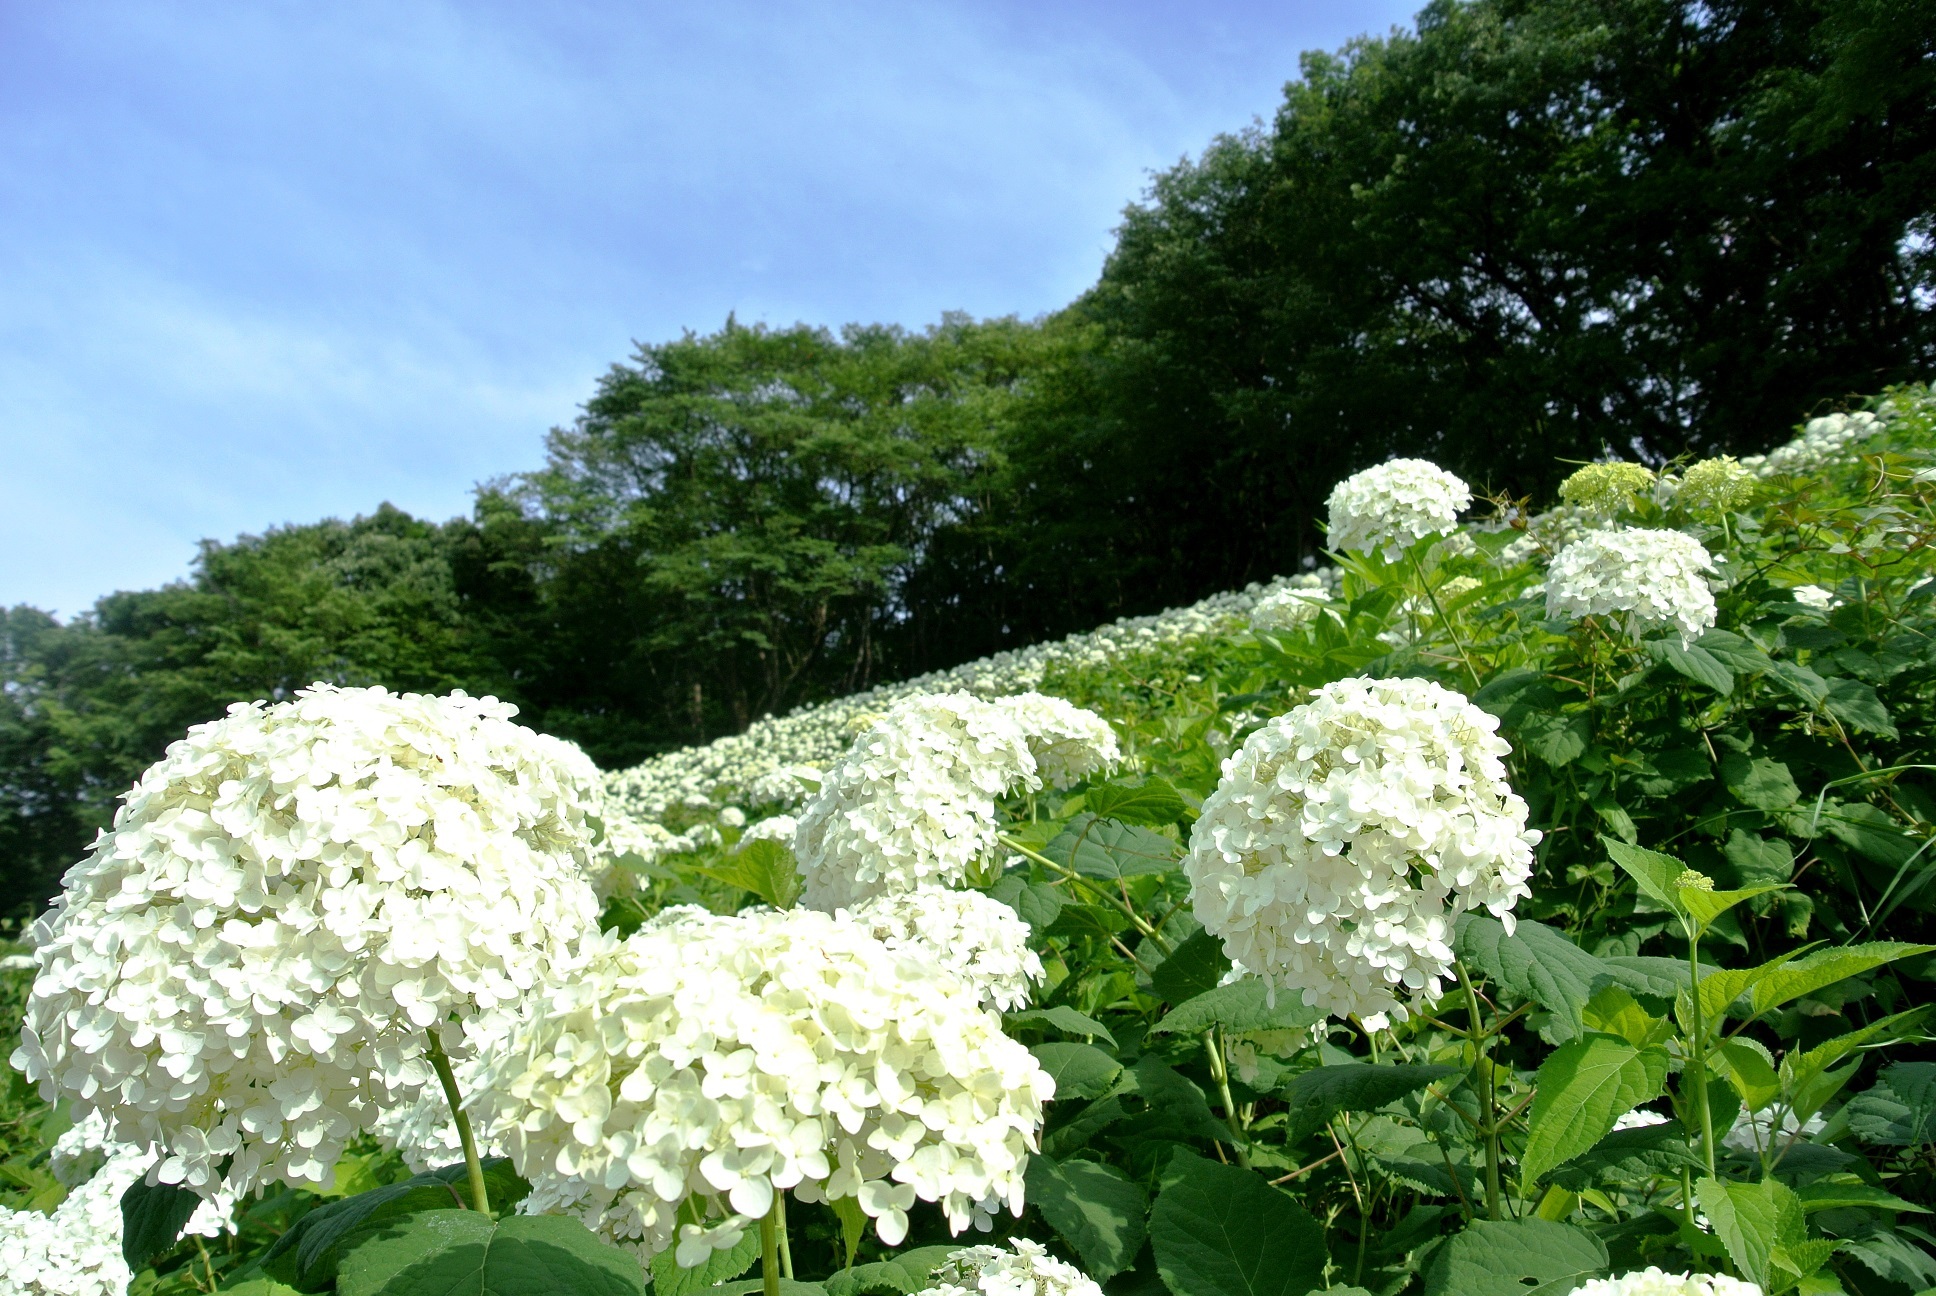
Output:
[
  {"left": 1676, "top": 456, "right": 1757, "bottom": 514},
  {"left": 1249, "top": 585, "right": 1327, "bottom": 635},
  {"left": 473, "top": 906, "right": 1053, "bottom": 1268},
  {"left": 917, "top": 1238, "right": 1103, "bottom": 1296},
  {"left": 0, "top": 1145, "right": 150, "bottom": 1296},
  {"left": 1721, "top": 1105, "right": 1825, "bottom": 1154},
  {"left": 14, "top": 685, "right": 604, "bottom": 1199},
  {"left": 793, "top": 692, "right": 1118, "bottom": 911},
  {"left": 1185, "top": 677, "right": 1538, "bottom": 1028},
  {"left": 1790, "top": 584, "right": 1839, "bottom": 613},
  {"left": 1325, "top": 460, "right": 1471, "bottom": 560},
  {"left": 1559, "top": 462, "right": 1655, "bottom": 515},
  {"left": 1545, "top": 528, "right": 1718, "bottom": 644},
  {"left": 1572, "top": 1271, "right": 1762, "bottom": 1296},
  {"left": 1740, "top": 410, "right": 1883, "bottom": 477},
  {"left": 848, "top": 887, "right": 1045, "bottom": 1011}
]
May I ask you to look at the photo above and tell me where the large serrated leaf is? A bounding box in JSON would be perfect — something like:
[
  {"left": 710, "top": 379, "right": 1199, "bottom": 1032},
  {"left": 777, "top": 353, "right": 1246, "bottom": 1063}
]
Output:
[
  {"left": 1698, "top": 1176, "right": 1800, "bottom": 1293},
  {"left": 822, "top": 1248, "right": 958, "bottom": 1296},
  {"left": 1151, "top": 930, "right": 1232, "bottom": 1003},
  {"left": 1025, "top": 1154, "right": 1148, "bottom": 1279},
  {"left": 334, "top": 1210, "right": 646, "bottom": 1296},
  {"left": 989, "top": 874, "right": 1064, "bottom": 934},
  {"left": 1006, "top": 1005, "right": 1117, "bottom": 1048},
  {"left": 1845, "top": 1062, "right": 1936, "bottom": 1147},
  {"left": 1455, "top": 914, "right": 1607, "bottom": 1040},
  {"left": 1155, "top": 979, "right": 1321, "bottom": 1036},
  {"left": 1646, "top": 639, "right": 1734, "bottom": 694},
  {"left": 1047, "top": 813, "right": 1180, "bottom": 880},
  {"left": 1520, "top": 1035, "right": 1669, "bottom": 1185},
  {"left": 1422, "top": 1218, "right": 1606, "bottom": 1296},
  {"left": 121, "top": 1170, "right": 205, "bottom": 1270},
  {"left": 1279, "top": 1063, "right": 1461, "bottom": 1143},
  {"left": 1823, "top": 676, "right": 1897, "bottom": 737},
  {"left": 696, "top": 839, "right": 803, "bottom": 909},
  {"left": 1546, "top": 1121, "right": 1698, "bottom": 1190},
  {"left": 1031, "top": 1042, "right": 1122, "bottom": 1100},
  {"left": 1149, "top": 1150, "right": 1326, "bottom": 1296},
  {"left": 650, "top": 1225, "right": 759, "bottom": 1296},
  {"left": 1081, "top": 778, "right": 1188, "bottom": 826}
]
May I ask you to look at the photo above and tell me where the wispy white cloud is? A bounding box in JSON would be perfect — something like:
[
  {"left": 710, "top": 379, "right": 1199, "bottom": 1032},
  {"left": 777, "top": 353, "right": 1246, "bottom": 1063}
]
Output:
[{"left": 0, "top": 0, "right": 1415, "bottom": 614}]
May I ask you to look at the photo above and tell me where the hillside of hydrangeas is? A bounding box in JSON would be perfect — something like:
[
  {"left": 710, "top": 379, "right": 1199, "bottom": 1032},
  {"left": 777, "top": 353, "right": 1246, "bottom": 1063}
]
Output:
[{"left": 2, "top": 385, "right": 1935, "bottom": 1296}]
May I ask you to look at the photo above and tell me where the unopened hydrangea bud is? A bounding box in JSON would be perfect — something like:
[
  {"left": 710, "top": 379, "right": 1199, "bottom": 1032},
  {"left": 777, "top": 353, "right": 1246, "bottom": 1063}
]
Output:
[
  {"left": 1560, "top": 462, "right": 1656, "bottom": 516},
  {"left": 1186, "top": 677, "right": 1539, "bottom": 1028},
  {"left": 1677, "top": 457, "right": 1756, "bottom": 514},
  {"left": 1326, "top": 459, "right": 1471, "bottom": 560}
]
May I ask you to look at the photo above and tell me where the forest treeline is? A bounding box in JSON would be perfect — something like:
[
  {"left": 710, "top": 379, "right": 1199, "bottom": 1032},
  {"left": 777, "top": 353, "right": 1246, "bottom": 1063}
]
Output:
[{"left": 5, "top": 0, "right": 1933, "bottom": 914}]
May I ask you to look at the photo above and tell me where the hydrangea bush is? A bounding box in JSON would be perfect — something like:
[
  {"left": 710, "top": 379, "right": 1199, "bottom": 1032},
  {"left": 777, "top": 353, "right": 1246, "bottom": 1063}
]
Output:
[{"left": 4, "top": 386, "right": 1935, "bottom": 1296}]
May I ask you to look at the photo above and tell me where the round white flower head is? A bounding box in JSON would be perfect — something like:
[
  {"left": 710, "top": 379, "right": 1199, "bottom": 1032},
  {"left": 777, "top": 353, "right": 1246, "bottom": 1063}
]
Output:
[
  {"left": 736, "top": 814, "right": 800, "bottom": 851},
  {"left": 1249, "top": 588, "right": 1327, "bottom": 635},
  {"left": 1325, "top": 460, "right": 1471, "bottom": 560},
  {"left": 13, "top": 684, "right": 604, "bottom": 1200},
  {"left": 1546, "top": 528, "right": 1718, "bottom": 645},
  {"left": 0, "top": 1146, "right": 150, "bottom": 1296},
  {"left": 1185, "top": 677, "right": 1539, "bottom": 1029},
  {"left": 794, "top": 692, "right": 1118, "bottom": 911},
  {"left": 848, "top": 887, "right": 1045, "bottom": 1012},
  {"left": 1790, "top": 584, "right": 1838, "bottom": 613},
  {"left": 46, "top": 1111, "right": 236, "bottom": 1237},
  {"left": 1676, "top": 457, "right": 1757, "bottom": 514},
  {"left": 1573, "top": 1270, "right": 1762, "bottom": 1296},
  {"left": 1559, "top": 462, "right": 1655, "bottom": 516},
  {"left": 474, "top": 906, "right": 1054, "bottom": 1270},
  {"left": 918, "top": 1238, "right": 1103, "bottom": 1296}
]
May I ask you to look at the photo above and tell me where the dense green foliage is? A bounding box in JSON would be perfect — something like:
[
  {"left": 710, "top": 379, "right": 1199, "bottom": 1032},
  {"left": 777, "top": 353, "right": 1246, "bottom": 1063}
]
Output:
[{"left": 5, "top": 0, "right": 1932, "bottom": 919}]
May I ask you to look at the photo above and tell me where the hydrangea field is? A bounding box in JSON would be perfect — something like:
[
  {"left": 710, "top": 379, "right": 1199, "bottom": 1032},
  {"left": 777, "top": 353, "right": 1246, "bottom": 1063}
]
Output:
[{"left": 3, "top": 387, "right": 1935, "bottom": 1296}]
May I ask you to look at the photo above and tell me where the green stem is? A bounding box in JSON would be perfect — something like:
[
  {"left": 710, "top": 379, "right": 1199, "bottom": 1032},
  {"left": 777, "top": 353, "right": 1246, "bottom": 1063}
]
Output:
[
  {"left": 1456, "top": 961, "right": 1503, "bottom": 1220},
  {"left": 1686, "top": 924, "right": 1718, "bottom": 1178},
  {"left": 998, "top": 834, "right": 1171, "bottom": 952},
  {"left": 426, "top": 1029, "right": 490, "bottom": 1214},
  {"left": 762, "top": 1199, "right": 782, "bottom": 1296},
  {"left": 777, "top": 1192, "right": 794, "bottom": 1280},
  {"left": 1202, "top": 1026, "right": 1251, "bottom": 1168},
  {"left": 1411, "top": 553, "right": 1483, "bottom": 689}
]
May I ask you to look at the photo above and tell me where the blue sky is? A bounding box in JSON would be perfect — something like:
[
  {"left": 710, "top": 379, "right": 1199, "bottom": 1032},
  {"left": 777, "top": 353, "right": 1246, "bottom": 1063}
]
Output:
[{"left": 0, "top": 0, "right": 1417, "bottom": 616}]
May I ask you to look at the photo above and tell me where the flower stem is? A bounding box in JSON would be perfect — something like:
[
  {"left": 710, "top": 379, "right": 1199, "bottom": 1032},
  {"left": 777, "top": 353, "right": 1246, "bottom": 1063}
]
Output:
[
  {"left": 1686, "top": 924, "right": 1718, "bottom": 1178},
  {"left": 777, "top": 1192, "right": 794, "bottom": 1279},
  {"left": 1456, "top": 961, "right": 1503, "bottom": 1220},
  {"left": 1201, "top": 1026, "right": 1251, "bottom": 1167},
  {"left": 425, "top": 1029, "right": 490, "bottom": 1214},
  {"left": 762, "top": 1198, "right": 783, "bottom": 1296}
]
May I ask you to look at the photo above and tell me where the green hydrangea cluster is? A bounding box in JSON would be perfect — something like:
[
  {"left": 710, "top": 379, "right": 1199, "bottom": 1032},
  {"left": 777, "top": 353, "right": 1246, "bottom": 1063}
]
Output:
[
  {"left": 1677, "top": 455, "right": 1757, "bottom": 513},
  {"left": 1559, "top": 461, "right": 1655, "bottom": 515}
]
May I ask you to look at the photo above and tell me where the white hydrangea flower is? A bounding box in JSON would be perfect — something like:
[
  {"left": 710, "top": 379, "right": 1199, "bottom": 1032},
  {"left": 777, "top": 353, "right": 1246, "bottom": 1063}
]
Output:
[
  {"left": 793, "top": 693, "right": 1118, "bottom": 912},
  {"left": 918, "top": 1238, "right": 1103, "bottom": 1296},
  {"left": 1325, "top": 460, "right": 1471, "bottom": 560},
  {"left": 1249, "top": 588, "right": 1327, "bottom": 635},
  {"left": 14, "top": 685, "right": 604, "bottom": 1201},
  {"left": 1721, "top": 1106, "right": 1825, "bottom": 1154},
  {"left": 1612, "top": 1108, "right": 1669, "bottom": 1132},
  {"left": 848, "top": 887, "right": 1045, "bottom": 1011},
  {"left": 1185, "top": 677, "right": 1539, "bottom": 1029},
  {"left": 1546, "top": 529, "right": 1718, "bottom": 645},
  {"left": 474, "top": 907, "right": 1053, "bottom": 1271},
  {"left": 1572, "top": 1270, "right": 1762, "bottom": 1296},
  {"left": 1790, "top": 584, "right": 1838, "bottom": 612},
  {"left": 736, "top": 814, "right": 799, "bottom": 851},
  {"left": 44, "top": 1111, "right": 235, "bottom": 1238},
  {"left": 591, "top": 572, "right": 1341, "bottom": 888},
  {"left": 0, "top": 1146, "right": 149, "bottom": 1296},
  {"left": 1740, "top": 410, "right": 1883, "bottom": 477}
]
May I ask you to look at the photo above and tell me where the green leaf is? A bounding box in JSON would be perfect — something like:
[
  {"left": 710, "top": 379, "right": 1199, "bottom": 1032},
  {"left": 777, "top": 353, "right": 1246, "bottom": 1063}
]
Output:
[
  {"left": 1151, "top": 930, "right": 1233, "bottom": 1003},
  {"left": 1580, "top": 985, "right": 1670, "bottom": 1049},
  {"left": 1603, "top": 839, "right": 1688, "bottom": 917},
  {"left": 1697, "top": 629, "right": 1773, "bottom": 676},
  {"left": 1721, "top": 755, "right": 1801, "bottom": 811},
  {"left": 1006, "top": 1006, "right": 1118, "bottom": 1048},
  {"left": 1047, "top": 814, "right": 1180, "bottom": 879},
  {"left": 1724, "top": 831, "right": 1795, "bottom": 887},
  {"left": 1823, "top": 677, "right": 1897, "bottom": 737},
  {"left": 1455, "top": 914, "right": 1607, "bottom": 1041},
  {"left": 1715, "top": 1039, "right": 1782, "bottom": 1112},
  {"left": 1845, "top": 1062, "right": 1936, "bottom": 1147},
  {"left": 1780, "top": 1008, "right": 1931, "bottom": 1124},
  {"left": 1148, "top": 1149, "right": 1326, "bottom": 1296},
  {"left": 1769, "top": 661, "right": 1831, "bottom": 708},
  {"left": 651, "top": 1226, "right": 759, "bottom": 1296},
  {"left": 263, "top": 1160, "right": 530, "bottom": 1289},
  {"left": 1155, "top": 978, "right": 1321, "bottom": 1036},
  {"left": 1647, "top": 639, "right": 1734, "bottom": 694},
  {"left": 1747, "top": 942, "right": 1933, "bottom": 1018},
  {"left": 121, "top": 1170, "right": 205, "bottom": 1270},
  {"left": 1422, "top": 1218, "right": 1608, "bottom": 1296},
  {"left": 696, "top": 839, "right": 803, "bottom": 909},
  {"left": 1698, "top": 1176, "right": 1802, "bottom": 1293},
  {"left": 1105, "top": 1056, "right": 1235, "bottom": 1146},
  {"left": 335, "top": 1211, "right": 647, "bottom": 1296},
  {"left": 989, "top": 875, "right": 1064, "bottom": 934},
  {"left": 821, "top": 1249, "right": 958, "bottom": 1296},
  {"left": 829, "top": 1197, "right": 867, "bottom": 1271},
  {"left": 1025, "top": 1154, "right": 1149, "bottom": 1280},
  {"left": 1082, "top": 778, "right": 1188, "bottom": 826},
  {"left": 1031, "top": 1042, "right": 1122, "bottom": 1100},
  {"left": 1819, "top": 802, "right": 1922, "bottom": 867},
  {"left": 1598, "top": 956, "right": 1698, "bottom": 1000},
  {"left": 1794, "top": 1181, "right": 1928, "bottom": 1213},
  {"left": 1680, "top": 884, "right": 1787, "bottom": 933},
  {"left": 1520, "top": 1035, "right": 1670, "bottom": 1186},
  {"left": 1546, "top": 1121, "right": 1698, "bottom": 1191},
  {"left": 1279, "top": 1063, "right": 1462, "bottom": 1143}
]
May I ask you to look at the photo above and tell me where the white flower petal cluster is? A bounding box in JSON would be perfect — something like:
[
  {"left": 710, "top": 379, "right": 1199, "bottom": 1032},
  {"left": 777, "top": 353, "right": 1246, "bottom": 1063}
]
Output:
[
  {"left": 0, "top": 1147, "right": 147, "bottom": 1296},
  {"left": 848, "top": 888, "right": 1044, "bottom": 1012},
  {"left": 1546, "top": 529, "right": 1718, "bottom": 645},
  {"left": 1721, "top": 1106, "right": 1825, "bottom": 1154},
  {"left": 14, "top": 684, "right": 604, "bottom": 1200},
  {"left": 1790, "top": 584, "right": 1838, "bottom": 612},
  {"left": 594, "top": 572, "right": 1339, "bottom": 888},
  {"left": 46, "top": 1111, "right": 234, "bottom": 1236},
  {"left": 918, "top": 1238, "right": 1103, "bottom": 1296},
  {"left": 474, "top": 907, "right": 1053, "bottom": 1269},
  {"left": 736, "top": 814, "right": 800, "bottom": 851},
  {"left": 1741, "top": 410, "right": 1883, "bottom": 477},
  {"left": 794, "top": 693, "right": 1118, "bottom": 912},
  {"left": 1612, "top": 1108, "right": 1670, "bottom": 1132},
  {"left": 1249, "top": 586, "right": 1327, "bottom": 635},
  {"left": 1325, "top": 460, "right": 1471, "bottom": 560},
  {"left": 1573, "top": 1271, "right": 1762, "bottom": 1296},
  {"left": 1185, "top": 677, "right": 1539, "bottom": 1029}
]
